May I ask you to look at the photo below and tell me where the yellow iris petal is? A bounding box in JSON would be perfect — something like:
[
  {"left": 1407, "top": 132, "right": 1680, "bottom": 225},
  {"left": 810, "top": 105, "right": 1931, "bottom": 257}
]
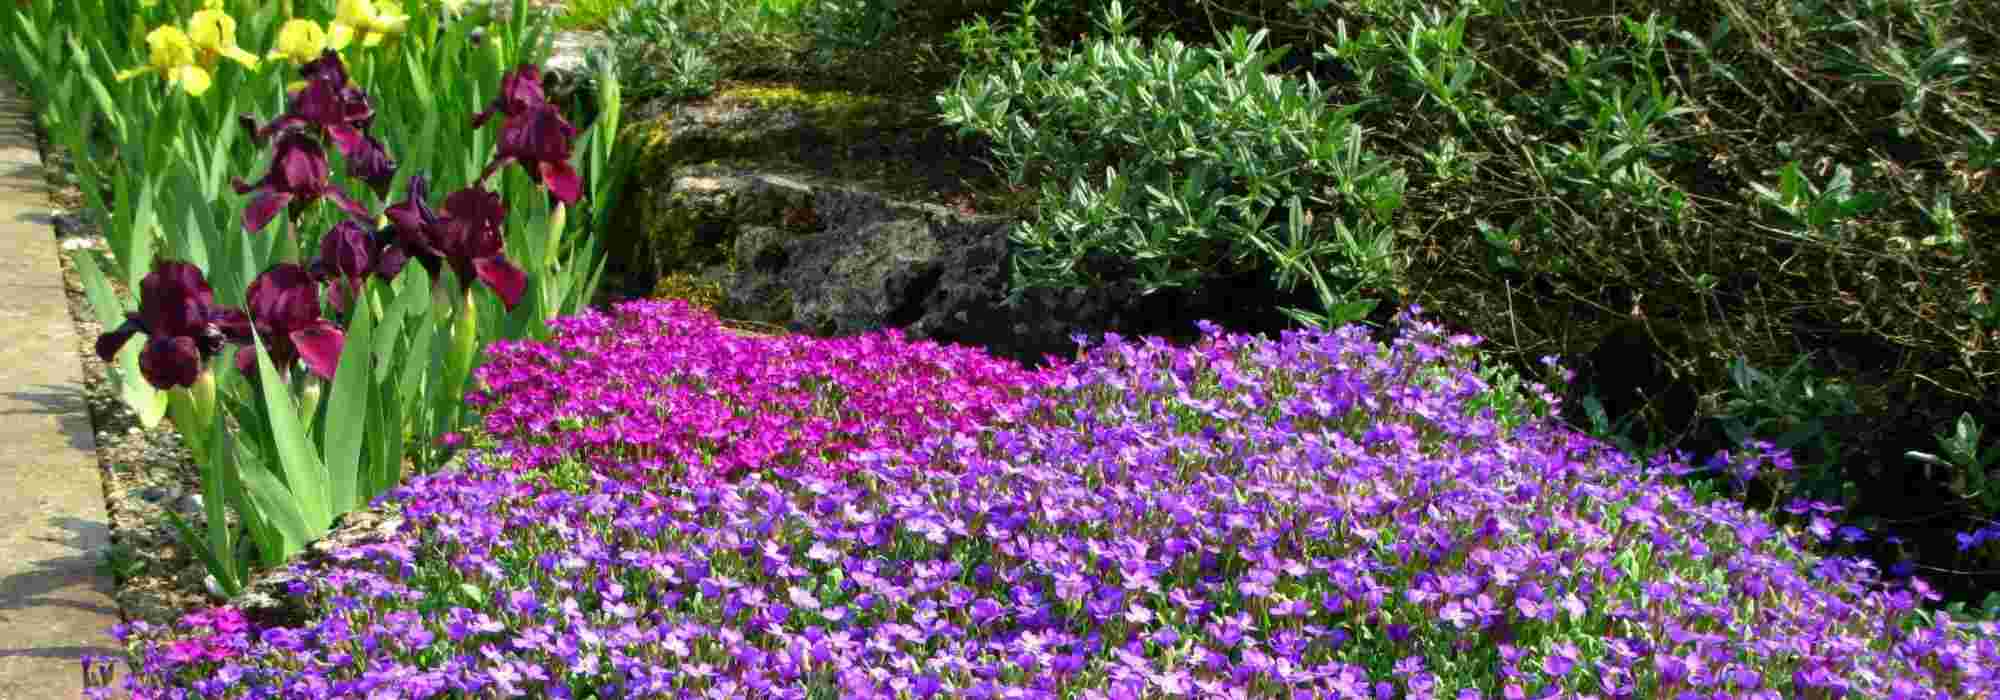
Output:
[
  {"left": 326, "top": 23, "right": 356, "bottom": 51},
  {"left": 333, "top": 0, "right": 376, "bottom": 29},
  {"left": 330, "top": 0, "right": 409, "bottom": 50},
  {"left": 185, "top": 10, "right": 232, "bottom": 50},
  {"left": 167, "top": 65, "right": 213, "bottom": 96},
  {"left": 187, "top": 10, "right": 258, "bottom": 70},
  {"left": 369, "top": 1, "right": 410, "bottom": 33},
  {"left": 269, "top": 19, "right": 328, "bottom": 64},
  {"left": 145, "top": 25, "right": 197, "bottom": 72}
]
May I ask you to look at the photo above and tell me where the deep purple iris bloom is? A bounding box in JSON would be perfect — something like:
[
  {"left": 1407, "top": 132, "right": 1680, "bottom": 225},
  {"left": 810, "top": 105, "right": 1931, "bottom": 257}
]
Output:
[
  {"left": 483, "top": 104, "right": 580, "bottom": 204},
  {"left": 232, "top": 132, "right": 374, "bottom": 234},
  {"left": 311, "top": 219, "right": 410, "bottom": 314},
  {"left": 222, "top": 263, "right": 347, "bottom": 381},
  {"left": 243, "top": 51, "right": 396, "bottom": 193},
  {"left": 384, "top": 175, "right": 527, "bottom": 310},
  {"left": 472, "top": 64, "right": 579, "bottom": 204},
  {"left": 94, "top": 261, "right": 244, "bottom": 390},
  {"left": 471, "top": 64, "right": 548, "bottom": 130}
]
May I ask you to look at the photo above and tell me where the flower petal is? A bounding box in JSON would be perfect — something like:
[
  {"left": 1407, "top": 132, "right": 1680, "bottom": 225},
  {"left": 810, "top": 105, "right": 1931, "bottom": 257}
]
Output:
[
  {"left": 243, "top": 190, "right": 293, "bottom": 234},
  {"left": 95, "top": 317, "right": 143, "bottom": 363},
  {"left": 539, "top": 160, "right": 581, "bottom": 204},
  {"left": 324, "top": 124, "right": 368, "bottom": 162},
  {"left": 473, "top": 256, "right": 527, "bottom": 310},
  {"left": 211, "top": 307, "right": 253, "bottom": 347},
  {"left": 275, "top": 133, "right": 331, "bottom": 191},
  {"left": 385, "top": 175, "right": 436, "bottom": 240},
  {"left": 140, "top": 336, "right": 204, "bottom": 390},
  {"left": 289, "top": 322, "right": 346, "bottom": 381},
  {"left": 327, "top": 24, "right": 357, "bottom": 51},
  {"left": 169, "top": 65, "right": 213, "bottom": 96},
  {"left": 233, "top": 345, "right": 257, "bottom": 380},
  {"left": 374, "top": 238, "right": 411, "bottom": 280},
  {"left": 139, "top": 261, "right": 216, "bottom": 338},
  {"left": 318, "top": 219, "right": 376, "bottom": 279},
  {"left": 246, "top": 263, "right": 324, "bottom": 334},
  {"left": 326, "top": 187, "right": 376, "bottom": 224},
  {"left": 222, "top": 45, "right": 261, "bottom": 69},
  {"left": 343, "top": 133, "right": 397, "bottom": 190}
]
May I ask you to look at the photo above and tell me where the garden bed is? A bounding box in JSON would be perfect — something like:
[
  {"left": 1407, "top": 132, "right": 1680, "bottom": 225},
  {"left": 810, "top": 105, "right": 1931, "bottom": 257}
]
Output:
[{"left": 40, "top": 130, "right": 218, "bottom": 627}]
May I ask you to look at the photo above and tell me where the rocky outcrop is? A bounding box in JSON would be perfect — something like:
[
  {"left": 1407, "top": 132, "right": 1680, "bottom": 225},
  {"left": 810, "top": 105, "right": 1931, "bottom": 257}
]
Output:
[{"left": 604, "top": 83, "right": 1348, "bottom": 368}]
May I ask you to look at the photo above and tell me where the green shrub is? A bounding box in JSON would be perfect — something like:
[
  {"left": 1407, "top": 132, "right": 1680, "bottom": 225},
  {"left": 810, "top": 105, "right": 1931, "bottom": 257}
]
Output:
[{"left": 939, "top": 1, "right": 1408, "bottom": 328}]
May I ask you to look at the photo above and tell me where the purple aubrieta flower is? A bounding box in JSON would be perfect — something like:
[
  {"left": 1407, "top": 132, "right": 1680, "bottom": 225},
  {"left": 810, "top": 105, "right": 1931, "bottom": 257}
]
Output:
[
  {"left": 384, "top": 175, "right": 526, "bottom": 309},
  {"left": 232, "top": 131, "right": 373, "bottom": 234},
  {"left": 220, "top": 262, "right": 347, "bottom": 381},
  {"left": 94, "top": 261, "right": 244, "bottom": 390}
]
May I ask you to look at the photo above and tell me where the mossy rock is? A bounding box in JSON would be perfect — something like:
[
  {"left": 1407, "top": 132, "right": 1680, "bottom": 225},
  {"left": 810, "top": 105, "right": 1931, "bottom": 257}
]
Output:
[{"left": 605, "top": 81, "right": 1024, "bottom": 303}]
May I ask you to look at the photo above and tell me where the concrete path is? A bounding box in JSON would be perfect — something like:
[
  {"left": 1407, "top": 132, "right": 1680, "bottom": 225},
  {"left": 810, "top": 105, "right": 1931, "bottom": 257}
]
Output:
[{"left": 0, "top": 77, "right": 121, "bottom": 699}]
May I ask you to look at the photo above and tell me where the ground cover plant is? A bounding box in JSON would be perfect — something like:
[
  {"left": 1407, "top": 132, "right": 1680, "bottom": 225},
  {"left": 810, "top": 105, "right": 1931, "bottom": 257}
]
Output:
[{"left": 81, "top": 300, "right": 2000, "bottom": 696}]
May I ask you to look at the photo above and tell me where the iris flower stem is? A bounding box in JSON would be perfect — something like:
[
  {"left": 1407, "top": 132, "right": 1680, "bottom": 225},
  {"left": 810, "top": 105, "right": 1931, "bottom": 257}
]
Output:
[
  {"left": 168, "top": 370, "right": 218, "bottom": 464},
  {"left": 439, "top": 284, "right": 480, "bottom": 452}
]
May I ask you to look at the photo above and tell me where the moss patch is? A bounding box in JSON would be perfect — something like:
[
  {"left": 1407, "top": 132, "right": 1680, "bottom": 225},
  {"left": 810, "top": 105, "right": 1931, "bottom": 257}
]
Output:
[{"left": 651, "top": 272, "right": 727, "bottom": 312}]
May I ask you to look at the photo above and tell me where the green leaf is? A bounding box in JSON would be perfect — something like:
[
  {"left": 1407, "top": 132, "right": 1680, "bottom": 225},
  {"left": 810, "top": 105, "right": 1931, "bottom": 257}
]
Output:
[
  {"left": 322, "top": 296, "right": 373, "bottom": 515},
  {"left": 232, "top": 451, "right": 314, "bottom": 562},
  {"left": 71, "top": 250, "right": 129, "bottom": 329},
  {"left": 159, "top": 506, "right": 238, "bottom": 598},
  {"left": 116, "top": 346, "right": 170, "bottom": 429},
  {"left": 201, "top": 401, "right": 248, "bottom": 591},
  {"left": 250, "top": 332, "right": 333, "bottom": 537}
]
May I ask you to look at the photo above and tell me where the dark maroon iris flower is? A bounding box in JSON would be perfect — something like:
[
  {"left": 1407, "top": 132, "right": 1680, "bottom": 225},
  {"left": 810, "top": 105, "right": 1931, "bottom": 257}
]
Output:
[
  {"left": 383, "top": 175, "right": 526, "bottom": 310},
  {"left": 222, "top": 263, "right": 347, "bottom": 381},
  {"left": 471, "top": 64, "right": 578, "bottom": 204},
  {"left": 243, "top": 51, "right": 395, "bottom": 194},
  {"left": 252, "top": 52, "right": 374, "bottom": 144},
  {"left": 94, "top": 261, "right": 246, "bottom": 390},
  {"left": 471, "top": 64, "right": 548, "bottom": 129},
  {"left": 345, "top": 132, "right": 398, "bottom": 195},
  {"left": 310, "top": 219, "right": 410, "bottom": 314},
  {"left": 232, "top": 132, "right": 373, "bottom": 234},
  {"left": 482, "top": 104, "right": 580, "bottom": 204}
]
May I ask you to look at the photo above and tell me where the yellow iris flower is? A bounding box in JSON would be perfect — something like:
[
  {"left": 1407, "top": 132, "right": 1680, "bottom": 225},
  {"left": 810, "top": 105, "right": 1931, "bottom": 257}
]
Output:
[
  {"left": 115, "top": 26, "right": 212, "bottom": 96},
  {"left": 115, "top": 10, "right": 258, "bottom": 97},
  {"left": 186, "top": 10, "right": 260, "bottom": 71},
  {"left": 269, "top": 18, "right": 331, "bottom": 65},
  {"left": 328, "top": 0, "right": 410, "bottom": 50}
]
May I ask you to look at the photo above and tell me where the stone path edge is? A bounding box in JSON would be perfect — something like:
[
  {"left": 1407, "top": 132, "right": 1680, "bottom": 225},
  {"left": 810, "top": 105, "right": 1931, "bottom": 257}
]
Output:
[{"left": 0, "top": 76, "right": 123, "bottom": 699}]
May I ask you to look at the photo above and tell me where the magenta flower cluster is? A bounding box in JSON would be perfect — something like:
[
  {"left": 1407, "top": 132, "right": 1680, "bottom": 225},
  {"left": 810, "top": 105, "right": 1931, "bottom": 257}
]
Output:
[
  {"left": 468, "top": 299, "right": 1055, "bottom": 484},
  {"left": 86, "top": 301, "right": 2000, "bottom": 698}
]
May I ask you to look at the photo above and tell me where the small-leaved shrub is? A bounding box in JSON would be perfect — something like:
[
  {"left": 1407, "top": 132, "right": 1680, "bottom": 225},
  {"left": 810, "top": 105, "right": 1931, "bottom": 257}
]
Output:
[{"left": 939, "top": 2, "right": 1409, "bottom": 329}]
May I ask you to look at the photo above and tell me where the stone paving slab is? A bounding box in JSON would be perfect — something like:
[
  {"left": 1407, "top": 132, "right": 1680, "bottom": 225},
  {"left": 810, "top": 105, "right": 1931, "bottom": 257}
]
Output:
[{"left": 0, "top": 77, "right": 121, "bottom": 700}]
